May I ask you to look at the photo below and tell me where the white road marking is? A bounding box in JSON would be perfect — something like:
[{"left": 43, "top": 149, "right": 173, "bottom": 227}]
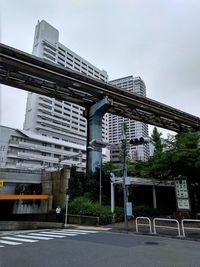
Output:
[
  {"left": 28, "top": 233, "right": 65, "bottom": 238},
  {"left": 55, "top": 230, "right": 88, "bottom": 235},
  {"left": 61, "top": 229, "right": 98, "bottom": 233},
  {"left": 1, "top": 237, "right": 38, "bottom": 243},
  {"left": 46, "top": 231, "right": 78, "bottom": 236},
  {"left": 0, "top": 240, "right": 21, "bottom": 245},
  {"left": 0, "top": 245, "right": 4, "bottom": 248},
  {"left": 17, "top": 234, "right": 52, "bottom": 240}
]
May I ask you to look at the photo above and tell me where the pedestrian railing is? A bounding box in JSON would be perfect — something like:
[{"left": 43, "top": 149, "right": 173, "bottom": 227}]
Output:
[
  {"left": 135, "top": 217, "right": 152, "bottom": 233},
  {"left": 153, "top": 218, "right": 181, "bottom": 237},
  {"left": 181, "top": 219, "right": 200, "bottom": 237}
]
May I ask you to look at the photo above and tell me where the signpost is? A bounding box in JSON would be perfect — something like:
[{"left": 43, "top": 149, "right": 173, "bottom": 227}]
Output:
[{"left": 175, "top": 176, "right": 191, "bottom": 211}]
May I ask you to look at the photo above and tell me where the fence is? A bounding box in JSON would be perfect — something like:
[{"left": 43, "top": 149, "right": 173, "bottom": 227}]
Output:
[
  {"left": 135, "top": 217, "right": 181, "bottom": 237},
  {"left": 181, "top": 219, "right": 200, "bottom": 237},
  {"left": 135, "top": 217, "right": 152, "bottom": 233},
  {"left": 153, "top": 218, "right": 181, "bottom": 236},
  {"left": 135, "top": 217, "right": 200, "bottom": 238}
]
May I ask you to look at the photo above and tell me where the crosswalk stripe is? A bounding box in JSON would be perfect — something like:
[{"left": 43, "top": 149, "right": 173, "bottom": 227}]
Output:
[
  {"left": 17, "top": 234, "right": 52, "bottom": 240},
  {"left": 39, "top": 232, "right": 70, "bottom": 237},
  {"left": 54, "top": 231, "right": 88, "bottom": 235},
  {"left": 0, "top": 245, "right": 4, "bottom": 248},
  {"left": 61, "top": 229, "right": 98, "bottom": 233},
  {"left": 28, "top": 233, "right": 65, "bottom": 238},
  {"left": 0, "top": 240, "right": 21, "bottom": 245},
  {"left": 2, "top": 237, "right": 38, "bottom": 243},
  {"left": 46, "top": 231, "right": 78, "bottom": 236}
]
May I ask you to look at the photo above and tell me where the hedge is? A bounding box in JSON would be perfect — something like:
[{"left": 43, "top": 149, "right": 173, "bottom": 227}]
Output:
[{"left": 68, "top": 197, "right": 113, "bottom": 225}]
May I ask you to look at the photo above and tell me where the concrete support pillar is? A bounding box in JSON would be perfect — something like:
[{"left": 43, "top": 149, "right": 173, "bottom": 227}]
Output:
[
  {"left": 111, "top": 182, "right": 115, "bottom": 213},
  {"left": 48, "top": 195, "right": 53, "bottom": 212},
  {"left": 152, "top": 185, "right": 157, "bottom": 209},
  {"left": 86, "top": 96, "right": 112, "bottom": 174},
  {"left": 42, "top": 167, "right": 70, "bottom": 210}
]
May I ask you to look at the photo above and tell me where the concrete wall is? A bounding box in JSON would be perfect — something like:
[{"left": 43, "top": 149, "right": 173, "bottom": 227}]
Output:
[{"left": 42, "top": 167, "right": 70, "bottom": 211}]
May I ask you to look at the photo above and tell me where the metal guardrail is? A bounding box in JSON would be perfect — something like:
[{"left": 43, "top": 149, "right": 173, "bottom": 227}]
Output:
[
  {"left": 181, "top": 219, "right": 200, "bottom": 237},
  {"left": 135, "top": 217, "right": 152, "bottom": 233},
  {"left": 153, "top": 218, "right": 181, "bottom": 237},
  {"left": 135, "top": 217, "right": 200, "bottom": 238}
]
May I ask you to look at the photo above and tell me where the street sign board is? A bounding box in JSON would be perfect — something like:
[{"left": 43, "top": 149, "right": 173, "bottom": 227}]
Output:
[
  {"left": 126, "top": 202, "right": 133, "bottom": 216},
  {"left": 0, "top": 180, "right": 4, "bottom": 187},
  {"left": 175, "top": 177, "right": 191, "bottom": 211}
]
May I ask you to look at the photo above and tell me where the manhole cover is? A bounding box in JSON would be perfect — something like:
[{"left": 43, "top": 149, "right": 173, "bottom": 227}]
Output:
[{"left": 144, "top": 242, "right": 159, "bottom": 245}]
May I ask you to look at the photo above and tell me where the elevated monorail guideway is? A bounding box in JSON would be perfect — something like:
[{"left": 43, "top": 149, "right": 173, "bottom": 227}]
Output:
[{"left": 0, "top": 43, "right": 200, "bottom": 172}]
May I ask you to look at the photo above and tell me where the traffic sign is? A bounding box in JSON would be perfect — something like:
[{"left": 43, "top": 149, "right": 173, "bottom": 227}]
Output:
[{"left": 0, "top": 180, "right": 4, "bottom": 188}]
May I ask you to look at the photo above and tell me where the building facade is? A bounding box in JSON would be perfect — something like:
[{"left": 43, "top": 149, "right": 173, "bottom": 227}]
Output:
[
  {"left": 108, "top": 76, "right": 150, "bottom": 163},
  {"left": 23, "top": 20, "right": 109, "bottom": 145},
  {"left": 0, "top": 125, "right": 86, "bottom": 171}
]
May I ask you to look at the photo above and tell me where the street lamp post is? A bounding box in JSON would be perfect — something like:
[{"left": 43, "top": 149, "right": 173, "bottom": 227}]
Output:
[
  {"left": 121, "top": 125, "right": 129, "bottom": 230},
  {"left": 64, "top": 193, "right": 69, "bottom": 227}
]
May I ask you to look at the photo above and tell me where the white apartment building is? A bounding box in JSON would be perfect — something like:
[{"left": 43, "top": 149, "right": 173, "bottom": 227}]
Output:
[
  {"left": 24, "top": 20, "right": 109, "bottom": 145},
  {"left": 0, "top": 125, "right": 86, "bottom": 171},
  {"left": 109, "top": 76, "right": 150, "bottom": 162}
]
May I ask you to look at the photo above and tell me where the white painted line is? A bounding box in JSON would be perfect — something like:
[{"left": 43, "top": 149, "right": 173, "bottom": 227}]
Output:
[
  {"left": 46, "top": 232, "right": 78, "bottom": 236},
  {"left": 29, "top": 233, "right": 65, "bottom": 238},
  {"left": 17, "top": 235, "right": 52, "bottom": 240},
  {"left": 56, "top": 231, "right": 88, "bottom": 235},
  {"left": 0, "top": 240, "right": 21, "bottom": 245},
  {"left": 39, "top": 232, "right": 70, "bottom": 237},
  {"left": 2, "top": 237, "right": 38, "bottom": 243},
  {"left": 61, "top": 229, "right": 98, "bottom": 233},
  {"left": 0, "top": 245, "right": 4, "bottom": 248}
]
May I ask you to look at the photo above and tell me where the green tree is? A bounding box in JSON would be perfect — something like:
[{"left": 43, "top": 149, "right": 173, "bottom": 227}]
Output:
[{"left": 151, "top": 127, "right": 163, "bottom": 156}]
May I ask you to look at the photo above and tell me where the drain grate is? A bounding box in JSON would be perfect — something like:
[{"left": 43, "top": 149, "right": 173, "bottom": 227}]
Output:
[{"left": 144, "top": 241, "right": 159, "bottom": 245}]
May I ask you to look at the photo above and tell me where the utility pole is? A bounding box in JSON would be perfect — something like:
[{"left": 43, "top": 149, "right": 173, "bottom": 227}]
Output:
[
  {"left": 99, "top": 157, "right": 102, "bottom": 205},
  {"left": 121, "top": 124, "right": 129, "bottom": 230}
]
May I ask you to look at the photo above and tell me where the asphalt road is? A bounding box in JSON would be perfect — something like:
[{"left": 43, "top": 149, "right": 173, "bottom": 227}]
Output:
[{"left": 0, "top": 229, "right": 200, "bottom": 267}]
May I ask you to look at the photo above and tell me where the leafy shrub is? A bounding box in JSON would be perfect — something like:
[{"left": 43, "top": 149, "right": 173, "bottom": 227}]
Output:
[
  {"left": 114, "top": 206, "right": 124, "bottom": 222},
  {"left": 68, "top": 197, "right": 113, "bottom": 225},
  {"left": 113, "top": 205, "right": 173, "bottom": 221},
  {"left": 134, "top": 205, "right": 158, "bottom": 217}
]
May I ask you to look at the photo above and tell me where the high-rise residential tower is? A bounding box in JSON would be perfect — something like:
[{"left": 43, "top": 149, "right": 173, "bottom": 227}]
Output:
[
  {"left": 24, "top": 20, "right": 109, "bottom": 146},
  {"left": 109, "top": 76, "right": 150, "bottom": 162}
]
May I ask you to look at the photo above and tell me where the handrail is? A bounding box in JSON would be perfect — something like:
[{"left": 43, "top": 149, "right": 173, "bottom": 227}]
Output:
[
  {"left": 136, "top": 217, "right": 152, "bottom": 233},
  {"left": 153, "top": 218, "right": 181, "bottom": 236},
  {"left": 181, "top": 219, "right": 200, "bottom": 237}
]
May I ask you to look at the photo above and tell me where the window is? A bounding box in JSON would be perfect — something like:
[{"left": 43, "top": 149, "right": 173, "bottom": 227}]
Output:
[
  {"left": 58, "top": 62, "right": 64, "bottom": 67},
  {"left": 43, "top": 53, "right": 55, "bottom": 61},
  {"left": 67, "top": 57, "right": 73, "bottom": 62},
  {"left": 67, "top": 62, "right": 73, "bottom": 67},
  {"left": 67, "top": 52, "right": 73, "bottom": 57},
  {"left": 58, "top": 47, "right": 65, "bottom": 53},
  {"left": 43, "top": 47, "right": 56, "bottom": 56},
  {"left": 58, "top": 56, "right": 65, "bottom": 62}
]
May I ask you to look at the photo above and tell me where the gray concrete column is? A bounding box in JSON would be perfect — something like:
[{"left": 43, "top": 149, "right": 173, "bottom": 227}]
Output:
[{"left": 86, "top": 96, "right": 112, "bottom": 174}]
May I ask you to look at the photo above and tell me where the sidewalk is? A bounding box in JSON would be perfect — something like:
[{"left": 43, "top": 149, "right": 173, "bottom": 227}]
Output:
[{"left": 1, "top": 220, "right": 200, "bottom": 242}]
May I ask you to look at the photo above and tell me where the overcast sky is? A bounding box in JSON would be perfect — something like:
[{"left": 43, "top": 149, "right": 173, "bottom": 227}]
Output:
[{"left": 1, "top": 0, "right": 200, "bottom": 136}]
